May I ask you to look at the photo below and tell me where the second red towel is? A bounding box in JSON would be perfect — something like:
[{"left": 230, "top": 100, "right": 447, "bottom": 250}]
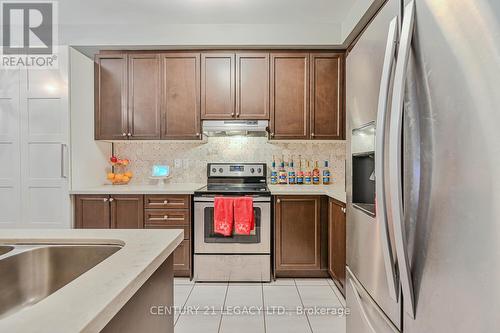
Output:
[
  {"left": 214, "top": 197, "right": 234, "bottom": 236},
  {"left": 234, "top": 196, "right": 254, "bottom": 235}
]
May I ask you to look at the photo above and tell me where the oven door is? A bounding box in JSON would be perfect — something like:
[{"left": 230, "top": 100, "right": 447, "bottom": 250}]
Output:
[{"left": 194, "top": 196, "right": 271, "bottom": 254}]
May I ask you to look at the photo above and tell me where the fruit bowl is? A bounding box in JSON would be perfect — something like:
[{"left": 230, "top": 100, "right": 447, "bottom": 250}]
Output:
[{"left": 107, "top": 156, "right": 133, "bottom": 185}]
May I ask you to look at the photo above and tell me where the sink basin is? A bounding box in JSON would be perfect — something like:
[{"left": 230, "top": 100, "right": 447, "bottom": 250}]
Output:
[
  {"left": 0, "top": 245, "right": 14, "bottom": 256},
  {"left": 0, "top": 244, "right": 121, "bottom": 318}
]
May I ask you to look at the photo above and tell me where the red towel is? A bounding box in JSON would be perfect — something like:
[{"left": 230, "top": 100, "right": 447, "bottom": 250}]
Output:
[
  {"left": 214, "top": 197, "right": 234, "bottom": 236},
  {"left": 234, "top": 196, "right": 254, "bottom": 235}
]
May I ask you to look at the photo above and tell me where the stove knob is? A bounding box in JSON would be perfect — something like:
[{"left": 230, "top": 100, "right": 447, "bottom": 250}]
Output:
[
  {"left": 257, "top": 168, "right": 262, "bottom": 174},
  {"left": 250, "top": 168, "right": 255, "bottom": 173},
  {"left": 212, "top": 168, "right": 216, "bottom": 174},
  {"left": 219, "top": 168, "right": 223, "bottom": 173}
]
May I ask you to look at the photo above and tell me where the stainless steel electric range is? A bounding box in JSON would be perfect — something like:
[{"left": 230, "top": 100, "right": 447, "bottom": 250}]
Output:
[{"left": 193, "top": 163, "right": 271, "bottom": 282}]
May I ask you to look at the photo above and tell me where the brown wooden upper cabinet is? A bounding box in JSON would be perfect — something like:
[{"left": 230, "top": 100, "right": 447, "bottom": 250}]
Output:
[
  {"left": 310, "top": 53, "right": 344, "bottom": 140},
  {"left": 201, "top": 52, "right": 270, "bottom": 120},
  {"left": 128, "top": 54, "right": 161, "bottom": 140},
  {"left": 270, "top": 53, "right": 310, "bottom": 139},
  {"left": 235, "top": 53, "right": 270, "bottom": 119},
  {"left": 201, "top": 53, "right": 235, "bottom": 119},
  {"left": 95, "top": 54, "right": 128, "bottom": 140},
  {"left": 161, "top": 53, "right": 201, "bottom": 139},
  {"left": 95, "top": 50, "right": 344, "bottom": 140},
  {"left": 95, "top": 53, "right": 161, "bottom": 140}
]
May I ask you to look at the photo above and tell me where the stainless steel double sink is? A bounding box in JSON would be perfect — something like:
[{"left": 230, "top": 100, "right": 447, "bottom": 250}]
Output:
[{"left": 0, "top": 243, "right": 121, "bottom": 319}]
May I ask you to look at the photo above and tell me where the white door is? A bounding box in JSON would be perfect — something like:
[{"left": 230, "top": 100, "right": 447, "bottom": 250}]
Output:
[
  {"left": 0, "top": 69, "right": 21, "bottom": 227},
  {"left": 19, "top": 49, "right": 70, "bottom": 228}
]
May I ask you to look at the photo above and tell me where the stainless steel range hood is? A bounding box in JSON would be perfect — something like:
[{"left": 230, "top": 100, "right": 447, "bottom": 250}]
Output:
[{"left": 202, "top": 120, "right": 268, "bottom": 137}]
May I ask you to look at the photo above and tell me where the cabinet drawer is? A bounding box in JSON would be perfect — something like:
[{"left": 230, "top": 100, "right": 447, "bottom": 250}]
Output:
[
  {"left": 144, "top": 209, "right": 190, "bottom": 225},
  {"left": 144, "top": 195, "right": 190, "bottom": 209},
  {"left": 145, "top": 224, "right": 190, "bottom": 240}
]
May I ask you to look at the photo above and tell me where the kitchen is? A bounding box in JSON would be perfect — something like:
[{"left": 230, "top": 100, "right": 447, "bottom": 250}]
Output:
[{"left": 0, "top": 0, "right": 499, "bottom": 332}]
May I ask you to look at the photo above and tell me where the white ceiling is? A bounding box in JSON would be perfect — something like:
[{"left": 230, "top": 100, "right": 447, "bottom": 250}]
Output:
[{"left": 59, "top": 0, "right": 354, "bottom": 25}]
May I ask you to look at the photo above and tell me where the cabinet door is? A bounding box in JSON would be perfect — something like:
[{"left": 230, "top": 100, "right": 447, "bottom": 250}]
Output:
[
  {"left": 235, "top": 53, "right": 269, "bottom": 119},
  {"left": 270, "top": 53, "right": 309, "bottom": 139},
  {"left": 128, "top": 54, "right": 161, "bottom": 140},
  {"left": 275, "top": 195, "right": 321, "bottom": 272},
  {"left": 161, "top": 53, "right": 201, "bottom": 139},
  {"left": 310, "top": 53, "right": 344, "bottom": 140},
  {"left": 173, "top": 240, "right": 191, "bottom": 277},
  {"left": 201, "top": 53, "right": 235, "bottom": 119},
  {"left": 329, "top": 198, "right": 346, "bottom": 292},
  {"left": 95, "top": 54, "right": 128, "bottom": 140},
  {"left": 75, "top": 195, "right": 110, "bottom": 228},
  {"left": 111, "top": 195, "right": 144, "bottom": 229}
]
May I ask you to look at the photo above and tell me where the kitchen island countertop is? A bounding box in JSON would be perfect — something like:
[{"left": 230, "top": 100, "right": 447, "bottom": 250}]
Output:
[{"left": 0, "top": 229, "right": 183, "bottom": 333}]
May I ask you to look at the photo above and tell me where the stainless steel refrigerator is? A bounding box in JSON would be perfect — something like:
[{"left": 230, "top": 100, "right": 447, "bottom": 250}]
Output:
[{"left": 346, "top": 0, "right": 500, "bottom": 332}]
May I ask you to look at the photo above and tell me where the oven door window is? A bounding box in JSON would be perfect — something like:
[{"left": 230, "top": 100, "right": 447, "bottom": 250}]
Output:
[{"left": 204, "top": 207, "right": 261, "bottom": 243}]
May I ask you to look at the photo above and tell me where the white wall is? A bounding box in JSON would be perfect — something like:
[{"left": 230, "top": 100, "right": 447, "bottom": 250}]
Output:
[
  {"left": 341, "top": 0, "right": 386, "bottom": 43},
  {"left": 69, "top": 48, "right": 111, "bottom": 190},
  {"left": 61, "top": 23, "right": 344, "bottom": 48}
]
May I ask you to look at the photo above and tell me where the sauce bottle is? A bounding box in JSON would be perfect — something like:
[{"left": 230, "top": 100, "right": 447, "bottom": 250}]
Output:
[
  {"left": 278, "top": 157, "right": 288, "bottom": 184},
  {"left": 304, "top": 160, "right": 312, "bottom": 185},
  {"left": 312, "top": 160, "right": 320, "bottom": 185},
  {"left": 296, "top": 156, "right": 304, "bottom": 185},
  {"left": 322, "top": 160, "right": 331, "bottom": 185},
  {"left": 270, "top": 156, "right": 278, "bottom": 185},
  {"left": 288, "top": 156, "right": 296, "bottom": 185}
]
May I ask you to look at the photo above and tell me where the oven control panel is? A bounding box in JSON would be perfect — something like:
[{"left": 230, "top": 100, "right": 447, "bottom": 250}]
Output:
[{"left": 208, "top": 163, "right": 266, "bottom": 177}]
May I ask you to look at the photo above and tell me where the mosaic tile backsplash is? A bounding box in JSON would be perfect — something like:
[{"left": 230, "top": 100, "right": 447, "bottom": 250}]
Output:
[{"left": 114, "top": 137, "right": 346, "bottom": 186}]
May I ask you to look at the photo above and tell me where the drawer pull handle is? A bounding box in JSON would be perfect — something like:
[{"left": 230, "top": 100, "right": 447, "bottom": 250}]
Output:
[
  {"left": 148, "top": 216, "right": 185, "bottom": 221},
  {"left": 150, "top": 200, "right": 169, "bottom": 205}
]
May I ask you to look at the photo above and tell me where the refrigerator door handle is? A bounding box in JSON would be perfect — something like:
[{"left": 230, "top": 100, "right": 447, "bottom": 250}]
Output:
[
  {"left": 388, "top": 0, "right": 416, "bottom": 319},
  {"left": 349, "top": 278, "right": 377, "bottom": 333},
  {"left": 375, "top": 15, "right": 399, "bottom": 302}
]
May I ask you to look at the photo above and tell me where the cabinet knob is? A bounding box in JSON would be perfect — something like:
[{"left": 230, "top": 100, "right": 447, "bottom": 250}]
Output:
[
  {"left": 311, "top": 133, "right": 315, "bottom": 137},
  {"left": 277, "top": 198, "right": 281, "bottom": 204},
  {"left": 127, "top": 133, "right": 132, "bottom": 136},
  {"left": 109, "top": 198, "right": 114, "bottom": 202},
  {"left": 196, "top": 132, "right": 200, "bottom": 137},
  {"left": 122, "top": 133, "right": 127, "bottom": 137},
  {"left": 341, "top": 207, "right": 346, "bottom": 213},
  {"left": 103, "top": 198, "right": 108, "bottom": 202},
  {"left": 231, "top": 112, "right": 235, "bottom": 117}
]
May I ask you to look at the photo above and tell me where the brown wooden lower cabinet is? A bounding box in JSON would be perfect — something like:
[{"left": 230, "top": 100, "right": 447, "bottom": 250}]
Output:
[
  {"left": 75, "top": 195, "right": 111, "bottom": 229},
  {"left": 328, "top": 198, "right": 346, "bottom": 294},
  {"left": 144, "top": 195, "right": 192, "bottom": 278},
  {"left": 274, "top": 195, "right": 329, "bottom": 277},
  {"left": 75, "top": 195, "right": 143, "bottom": 229},
  {"left": 75, "top": 194, "right": 192, "bottom": 278}
]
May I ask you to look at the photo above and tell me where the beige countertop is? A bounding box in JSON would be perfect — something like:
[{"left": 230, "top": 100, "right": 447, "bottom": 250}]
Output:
[
  {"left": 268, "top": 184, "right": 346, "bottom": 203},
  {"left": 0, "top": 229, "right": 183, "bottom": 333},
  {"left": 69, "top": 183, "right": 205, "bottom": 195}
]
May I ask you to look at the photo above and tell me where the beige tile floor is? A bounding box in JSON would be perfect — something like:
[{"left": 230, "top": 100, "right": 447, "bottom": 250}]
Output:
[{"left": 174, "top": 278, "right": 346, "bottom": 333}]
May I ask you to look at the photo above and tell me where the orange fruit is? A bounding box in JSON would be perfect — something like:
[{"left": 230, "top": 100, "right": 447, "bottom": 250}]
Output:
[
  {"left": 122, "top": 176, "right": 130, "bottom": 182},
  {"left": 114, "top": 174, "right": 123, "bottom": 181},
  {"left": 124, "top": 171, "right": 133, "bottom": 178},
  {"left": 106, "top": 172, "right": 115, "bottom": 180}
]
